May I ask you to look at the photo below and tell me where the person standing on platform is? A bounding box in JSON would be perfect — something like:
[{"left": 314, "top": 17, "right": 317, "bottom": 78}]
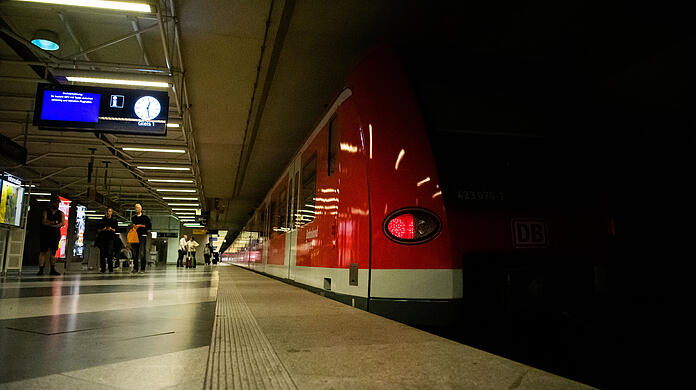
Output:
[
  {"left": 203, "top": 242, "right": 212, "bottom": 265},
  {"left": 177, "top": 234, "right": 187, "bottom": 267},
  {"left": 130, "top": 203, "right": 152, "bottom": 274},
  {"left": 186, "top": 236, "right": 199, "bottom": 269},
  {"left": 96, "top": 208, "right": 118, "bottom": 273},
  {"left": 38, "top": 195, "right": 64, "bottom": 276}
]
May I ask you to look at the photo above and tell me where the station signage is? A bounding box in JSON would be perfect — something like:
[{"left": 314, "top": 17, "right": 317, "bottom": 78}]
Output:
[{"left": 33, "top": 84, "right": 169, "bottom": 136}]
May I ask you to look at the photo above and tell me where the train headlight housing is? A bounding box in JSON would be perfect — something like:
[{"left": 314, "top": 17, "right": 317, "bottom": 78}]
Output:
[{"left": 383, "top": 208, "right": 441, "bottom": 244}]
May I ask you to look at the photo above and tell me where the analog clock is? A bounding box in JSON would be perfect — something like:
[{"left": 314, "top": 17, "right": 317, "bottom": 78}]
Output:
[{"left": 134, "top": 96, "right": 161, "bottom": 120}]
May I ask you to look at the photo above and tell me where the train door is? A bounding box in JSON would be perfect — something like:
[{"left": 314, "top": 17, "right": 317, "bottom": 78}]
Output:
[{"left": 285, "top": 158, "right": 301, "bottom": 280}]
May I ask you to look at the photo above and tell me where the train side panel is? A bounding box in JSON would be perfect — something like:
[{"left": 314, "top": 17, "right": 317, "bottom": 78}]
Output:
[{"left": 291, "top": 96, "right": 371, "bottom": 298}]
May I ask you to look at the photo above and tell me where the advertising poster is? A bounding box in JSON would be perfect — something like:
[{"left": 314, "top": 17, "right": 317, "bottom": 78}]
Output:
[
  {"left": 0, "top": 173, "right": 24, "bottom": 227},
  {"left": 73, "top": 205, "right": 86, "bottom": 257},
  {"left": 55, "top": 196, "right": 71, "bottom": 259}
]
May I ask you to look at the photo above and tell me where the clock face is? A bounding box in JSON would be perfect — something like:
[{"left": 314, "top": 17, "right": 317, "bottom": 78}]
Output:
[{"left": 134, "top": 96, "right": 161, "bottom": 120}]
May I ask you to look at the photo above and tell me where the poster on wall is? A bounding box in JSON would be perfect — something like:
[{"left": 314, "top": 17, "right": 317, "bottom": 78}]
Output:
[
  {"left": 73, "top": 205, "right": 85, "bottom": 257},
  {"left": 55, "top": 196, "right": 71, "bottom": 259},
  {"left": 0, "top": 172, "right": 25, "bottom": 227}
]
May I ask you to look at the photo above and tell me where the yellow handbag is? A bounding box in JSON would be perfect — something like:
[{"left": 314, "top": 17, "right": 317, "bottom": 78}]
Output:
[{"left": 127, "top": 226, "right": 140, "bottom": 243}]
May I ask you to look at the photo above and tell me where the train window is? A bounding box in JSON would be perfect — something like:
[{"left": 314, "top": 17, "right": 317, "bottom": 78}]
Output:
[
  {"left": 260, "top": 206, "right": 267, "bottom": 238},
  {"left": 291, "top": 172, "right": 299, "bottom": 227},
  {"left": 328, "top": 116, "right": 339, "bottom": 176},
  {"left": 279, "top": 188, "right": 287, "bottom": 230},
  {"left": 288, "top": 177, "right": 295, "bottom": 229},
  {"left": 269, "top": 198, "right": 277, "bottom": 236},
  {"left": 299, "top": 155, "right": 317, "bottom": 226}
]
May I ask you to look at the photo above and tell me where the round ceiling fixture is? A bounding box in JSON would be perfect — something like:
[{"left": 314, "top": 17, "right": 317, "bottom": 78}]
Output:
[{"left": 31, "top": 30, "right": 60, "bottom": 51}]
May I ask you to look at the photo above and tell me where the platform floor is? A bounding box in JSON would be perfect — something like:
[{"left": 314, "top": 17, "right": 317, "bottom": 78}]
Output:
[{"left": 0, "top": 264, "right": 595, "bottom": 389}]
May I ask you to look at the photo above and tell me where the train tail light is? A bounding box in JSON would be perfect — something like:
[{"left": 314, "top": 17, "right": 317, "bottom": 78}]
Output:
[{"left": 383, "top": 208, "right": 441, "bottom": 244}]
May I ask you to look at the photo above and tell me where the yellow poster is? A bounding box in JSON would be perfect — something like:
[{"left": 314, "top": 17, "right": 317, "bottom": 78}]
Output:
[{"left": 0, "top": 182, "right": 7, "bottom": 223}]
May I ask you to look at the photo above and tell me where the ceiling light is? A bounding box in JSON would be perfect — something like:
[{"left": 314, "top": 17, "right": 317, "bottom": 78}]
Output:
[
  {"left": 30, "top": 30, "right": 60, "bottom": 51},
  {"left": 167, "top": 203, "right": 199, "bottom": 206},
  {"left": 167, "top": 123, "right": 180, "bottom": 128},
  {"left": 85, "top": 210, "right": 98, "bottom": 213},
  {"left": 157, "top": 189, "right": 196, "bottom": 193},
  {"left": 29, "top": 192, "right": 51, "bottom": 196},
  {"left": 171, "top": 208, "right": 198, "bottom": 211},
  {"left": 138, "top": 166, "right": 190, "bottom": 171},
  {"left": 163, "top": 197, "right": 198, "bottom": 200},
  {"left": 124, "top": 147, "right": 185, "bottom": 153},
  {"left": 66, "top": 76, "right": 168, "bottom": 88},
  {"left": 36, "top": 199, "right": 50, "bottom": 202},
  {"left": 176, "top": 212, "right": 195, "bottom": 215},
  {"left": 148, "top": 179, "right": 193, "bottom": 183},
  {"left": 184, "top": 224, "right": 204, "bottom": 227},
  {"left": 16, "top": 0, "right": 152, "bottom": 12}
]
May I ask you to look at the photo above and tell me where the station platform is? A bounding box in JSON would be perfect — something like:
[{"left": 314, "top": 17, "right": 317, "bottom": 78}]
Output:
[{"left": 0, "top": 264, "right": 595, "bottom": 389}]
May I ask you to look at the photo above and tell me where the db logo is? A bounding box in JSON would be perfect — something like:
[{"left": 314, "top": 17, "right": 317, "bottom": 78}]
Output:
[{"left": 512, "top": 219, "right": 548, "bottom": 248}]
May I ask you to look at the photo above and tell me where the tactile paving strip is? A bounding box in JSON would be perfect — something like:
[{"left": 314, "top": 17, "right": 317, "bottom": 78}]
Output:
[{"left": 203, "top": 273, "right": 297, "bottom": 390}]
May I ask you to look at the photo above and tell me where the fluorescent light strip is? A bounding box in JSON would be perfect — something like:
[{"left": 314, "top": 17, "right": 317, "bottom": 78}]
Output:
[
  {"left": 17, "top": 0, "right": 152, "bottom": 12},
  {"left": 124, "top": 147, "right": 185, "bottom": 153},
  {"left": 163, "top": 197, "right": 198, "bottom": 200},
  {"left": 85, "top": 210, "right": 98, "bottom": 213},
  {"left": 67, "top": 76, "right": 166, "bottom": 88},
  {"left": 171, "top": 208, "right": 198, "bottom": 211},
  {"left": 176, "top": 212, "right": 196, "bottom": 215},
  {"left": 36, "top": 199, "right": 50, "bottom": 202},
  {"left": 156, "top": 189, "right": 196, "bottom": 193},
  {"left": 184, "top": 224, "right": 204, "bottom": 227},
  {"left": 168, "top": 203, "right": 199, "bottom": 206},
  {"left": 29, "top": 192, "right": 51, "bottom": 196},
  {"left": 137, "top": 166, "right": 190, "bottom": 171},
  {"left": 148, "top": 179, "right": 193, "bottom": 183},
  {"left": 167, "top": 123, "right": 180, "bottom": 128}
]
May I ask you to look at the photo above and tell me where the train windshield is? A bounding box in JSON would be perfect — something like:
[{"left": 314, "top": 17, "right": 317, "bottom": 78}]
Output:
[{"left": 402, "top": 52, "right": 602, "bottom": 212}]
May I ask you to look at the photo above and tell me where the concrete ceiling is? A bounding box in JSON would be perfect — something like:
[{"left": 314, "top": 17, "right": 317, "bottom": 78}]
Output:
[{"left": 1, "top": 1, "right": 694, "bottom": 239}]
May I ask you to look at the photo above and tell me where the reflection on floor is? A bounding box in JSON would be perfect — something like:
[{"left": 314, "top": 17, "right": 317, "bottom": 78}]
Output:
[{"left": 0, "top": 265, "right": 220, "bottom": 389}]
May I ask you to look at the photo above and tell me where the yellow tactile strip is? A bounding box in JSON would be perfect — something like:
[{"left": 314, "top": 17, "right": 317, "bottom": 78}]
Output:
[{"left": 203, "top": 270, "right": 297, "bottom": 390}]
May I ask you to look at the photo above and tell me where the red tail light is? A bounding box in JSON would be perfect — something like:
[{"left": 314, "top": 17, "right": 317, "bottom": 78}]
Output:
[
  {"left": 387, "top": 213, "right": 415, "bottom": 239},
  {"left": 383, "top": 208, "right": 441, "bottom": 244}
]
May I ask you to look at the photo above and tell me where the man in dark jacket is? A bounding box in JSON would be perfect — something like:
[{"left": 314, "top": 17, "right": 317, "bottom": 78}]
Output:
[
  {"left": 131, "top": 203, "right": 152, "bottom": 274},
  {"left": 96, "top": 207, "right": 118, "bottom": 273}
]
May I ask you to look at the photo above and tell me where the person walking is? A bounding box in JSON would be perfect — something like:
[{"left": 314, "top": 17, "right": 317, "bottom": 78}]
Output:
[
  {"left": 186, "top": 236, "right": 199, "bottom": 269},
  {"left": 37, "top": 195, "right": 64, "bottom": 276},
  {"left": 130, "top": 203, "right": 152, "bottom": 274},
  {"left": 203, "top": 242, "right": 212, "bottom": 265},
  {"left": 177, "top": 234, "right": 187, "bottom": 267},
  {"left": 96, "top": 208, "right": 118, "bottom": 273}
]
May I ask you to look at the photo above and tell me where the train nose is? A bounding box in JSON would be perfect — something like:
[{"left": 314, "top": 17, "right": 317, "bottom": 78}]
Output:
[{"left": 383, "top": 208, "right": 441, "bottom": 244}]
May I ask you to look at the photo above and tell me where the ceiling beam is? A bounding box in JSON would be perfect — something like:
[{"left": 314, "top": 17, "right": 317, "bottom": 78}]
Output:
[{"left": 63, "top": 23, "right": 159, "bottom": 60}]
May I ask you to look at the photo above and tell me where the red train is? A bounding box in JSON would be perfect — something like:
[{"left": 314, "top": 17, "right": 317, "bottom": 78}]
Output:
[{"left": 225, "top": 45, "right": 610, "bottom": 327}]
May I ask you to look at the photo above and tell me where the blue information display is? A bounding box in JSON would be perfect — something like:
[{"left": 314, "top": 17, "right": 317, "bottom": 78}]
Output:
[
  {"left": 34, "top": 84, "right": 169, "bottom": 136},
  {"left": 40, "top": 91, "right": 101, "bottom": 122}
]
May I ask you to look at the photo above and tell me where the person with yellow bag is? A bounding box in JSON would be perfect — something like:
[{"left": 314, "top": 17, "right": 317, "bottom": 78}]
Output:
[{"left": 130, "top": 203, "right": 152, "bottom": 274}]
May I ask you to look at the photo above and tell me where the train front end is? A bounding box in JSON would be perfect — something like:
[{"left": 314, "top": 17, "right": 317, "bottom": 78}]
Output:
[{"left": 347, "top": 46, "right": 462, "bottom": 326}]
